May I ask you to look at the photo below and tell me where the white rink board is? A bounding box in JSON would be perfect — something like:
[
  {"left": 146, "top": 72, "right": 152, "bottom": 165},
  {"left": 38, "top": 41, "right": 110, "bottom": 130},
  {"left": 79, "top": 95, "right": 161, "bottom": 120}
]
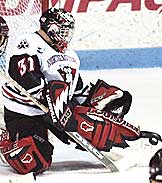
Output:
[
  {"left": 2, "top": 1, "right": 162, "bottom": 50},
  {"left": 69, "top": 0, "right": 162, "bottom": 50}
]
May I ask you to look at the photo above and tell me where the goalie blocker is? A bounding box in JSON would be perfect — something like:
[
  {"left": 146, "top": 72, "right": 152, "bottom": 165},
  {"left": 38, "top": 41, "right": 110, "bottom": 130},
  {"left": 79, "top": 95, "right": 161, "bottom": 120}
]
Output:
[{"left": 47, "top": 79, "right": 140, "bottom": 151}]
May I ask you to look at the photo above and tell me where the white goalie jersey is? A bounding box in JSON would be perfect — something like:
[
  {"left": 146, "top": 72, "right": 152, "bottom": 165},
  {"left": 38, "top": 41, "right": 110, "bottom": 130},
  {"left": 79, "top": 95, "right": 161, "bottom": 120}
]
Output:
[{"left": 2, "top": 32, "right": 80, "bottom": 116}]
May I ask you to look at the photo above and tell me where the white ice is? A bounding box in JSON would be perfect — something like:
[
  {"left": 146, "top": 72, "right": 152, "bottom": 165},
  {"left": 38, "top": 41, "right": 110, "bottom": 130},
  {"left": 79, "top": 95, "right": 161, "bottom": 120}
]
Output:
[{"left": 0, "top": 68, "right": 162, "bottom": 183}]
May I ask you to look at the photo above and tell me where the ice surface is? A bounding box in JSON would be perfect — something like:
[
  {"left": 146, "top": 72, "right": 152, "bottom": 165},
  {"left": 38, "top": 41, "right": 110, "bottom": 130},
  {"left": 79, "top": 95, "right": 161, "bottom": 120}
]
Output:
[{"left": 0, "top": 68, "right": 162, "bottom": 183}]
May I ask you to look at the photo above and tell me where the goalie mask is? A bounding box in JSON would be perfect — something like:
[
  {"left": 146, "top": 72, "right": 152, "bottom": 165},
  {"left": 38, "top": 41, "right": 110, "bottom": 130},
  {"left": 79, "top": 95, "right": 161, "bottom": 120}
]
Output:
[
  {"left": 39, "top": 8, "right": 75, "bottom": 53},
  {"left": 149, "top": 149, "right": 162, "bottom": 183},
  {"left": 0, "top": 16, "right": 9, "bottom": 56}
]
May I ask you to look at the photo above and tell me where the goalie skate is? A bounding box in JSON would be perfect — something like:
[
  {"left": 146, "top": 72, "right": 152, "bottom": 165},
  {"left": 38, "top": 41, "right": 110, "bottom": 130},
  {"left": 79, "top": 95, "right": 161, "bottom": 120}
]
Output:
[{"left": 103, "top": 131, "right": 162, "bottom": 171}]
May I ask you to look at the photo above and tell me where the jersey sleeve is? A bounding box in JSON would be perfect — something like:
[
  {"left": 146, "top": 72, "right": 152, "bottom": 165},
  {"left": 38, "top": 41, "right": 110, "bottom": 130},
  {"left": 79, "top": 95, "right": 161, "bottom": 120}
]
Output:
[
  {"left": 2, "top": 53, "right": 47, "bottom": 109},
  {"left": 8, "top": 54, "right": 45, "bottom": 90}
]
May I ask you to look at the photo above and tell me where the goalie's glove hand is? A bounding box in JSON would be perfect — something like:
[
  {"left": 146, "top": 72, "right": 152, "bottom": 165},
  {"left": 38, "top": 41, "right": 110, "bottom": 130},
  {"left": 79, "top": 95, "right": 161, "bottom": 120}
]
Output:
[{"left": 82, "top": 79, "right": 132, "bottom": 118}]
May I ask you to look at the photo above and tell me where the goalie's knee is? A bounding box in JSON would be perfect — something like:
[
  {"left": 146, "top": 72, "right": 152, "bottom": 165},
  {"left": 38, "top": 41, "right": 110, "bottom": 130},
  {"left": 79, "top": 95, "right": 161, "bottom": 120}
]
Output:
[{"left": 1, "top": 135, "right": 54, "bottom": 175}]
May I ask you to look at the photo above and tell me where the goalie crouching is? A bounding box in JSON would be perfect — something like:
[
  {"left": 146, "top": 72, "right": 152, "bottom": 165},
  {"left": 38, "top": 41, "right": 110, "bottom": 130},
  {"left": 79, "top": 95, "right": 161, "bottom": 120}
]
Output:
[{"left": 0, "top": 8, "right": 139, "bottom": 175}]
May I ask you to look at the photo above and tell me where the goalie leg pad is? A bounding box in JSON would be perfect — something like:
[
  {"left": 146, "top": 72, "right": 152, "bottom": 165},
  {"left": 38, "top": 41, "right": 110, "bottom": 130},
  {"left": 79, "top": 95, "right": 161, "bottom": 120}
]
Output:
[
  {"left": 74, "top": 105, "right": 140, "bottom": 151},
  {"left": 1, "top": 135, "right": 54, "bottom": 175}
]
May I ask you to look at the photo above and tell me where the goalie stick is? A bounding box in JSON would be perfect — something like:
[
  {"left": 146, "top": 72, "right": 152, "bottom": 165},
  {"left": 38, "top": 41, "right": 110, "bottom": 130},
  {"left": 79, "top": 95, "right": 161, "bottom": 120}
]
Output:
[{"left": 0, "top": 61, "right": 119, "bottom": 172}]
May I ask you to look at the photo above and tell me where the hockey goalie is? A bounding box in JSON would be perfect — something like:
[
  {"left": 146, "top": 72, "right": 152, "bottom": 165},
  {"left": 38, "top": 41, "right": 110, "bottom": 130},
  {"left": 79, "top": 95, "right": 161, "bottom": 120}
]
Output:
[{"left": 0, "top": 8, "right": 159, "bottom": 176}]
